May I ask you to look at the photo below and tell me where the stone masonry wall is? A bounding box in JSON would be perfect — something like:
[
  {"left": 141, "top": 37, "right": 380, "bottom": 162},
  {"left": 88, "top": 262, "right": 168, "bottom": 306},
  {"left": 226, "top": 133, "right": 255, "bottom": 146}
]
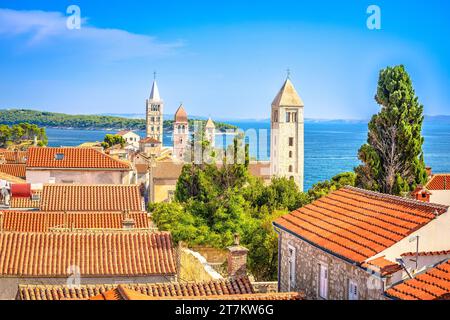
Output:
[{"left": 279, "top": 230, "right": 386, "bottom": 300}]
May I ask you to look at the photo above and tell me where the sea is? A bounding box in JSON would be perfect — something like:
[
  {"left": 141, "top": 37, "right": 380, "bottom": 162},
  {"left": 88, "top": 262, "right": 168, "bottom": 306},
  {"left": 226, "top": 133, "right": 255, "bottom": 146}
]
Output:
[{"left": 45, "top": 121, "right": 450, "bottom": 191}]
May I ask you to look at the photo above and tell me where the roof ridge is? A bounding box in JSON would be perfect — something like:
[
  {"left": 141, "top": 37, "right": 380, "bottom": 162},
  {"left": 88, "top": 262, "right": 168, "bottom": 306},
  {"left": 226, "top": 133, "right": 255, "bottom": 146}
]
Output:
[{"left": 343, "top": 186, "right": 449, "bottom": 211}]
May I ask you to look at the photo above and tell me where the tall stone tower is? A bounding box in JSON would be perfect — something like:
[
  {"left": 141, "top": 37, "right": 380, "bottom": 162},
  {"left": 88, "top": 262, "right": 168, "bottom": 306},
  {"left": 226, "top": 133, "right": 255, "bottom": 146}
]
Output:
[
  {"left": 270, "top": 77, "right": 304, "bottom": 191},
  {"left": 205, "top": 117, "right": 215, "bottom": 148},
  {"left": 146, "top": 78, "right": 164, "bottom": 143},
  {"left": 173, "top": 104, "right": 189, "bottom": 160}
]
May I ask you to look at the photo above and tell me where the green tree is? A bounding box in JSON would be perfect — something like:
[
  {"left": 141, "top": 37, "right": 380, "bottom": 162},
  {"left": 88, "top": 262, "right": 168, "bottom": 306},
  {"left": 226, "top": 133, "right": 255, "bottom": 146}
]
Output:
[
  {"left": 308, "top": 172, "right": 356, "bottom": 200},
  {"left": 101, "top": 134, "right": 125, "bottom": 149},
  {"left": 355, "top": 65, "right": 427, "bottom": 194}
]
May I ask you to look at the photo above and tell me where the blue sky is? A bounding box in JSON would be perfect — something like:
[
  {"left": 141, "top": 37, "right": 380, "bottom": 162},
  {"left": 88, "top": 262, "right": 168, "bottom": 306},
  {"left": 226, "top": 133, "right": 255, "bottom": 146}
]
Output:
[{"left": 0, "top": 0, "right": 449, "bottom": 119}]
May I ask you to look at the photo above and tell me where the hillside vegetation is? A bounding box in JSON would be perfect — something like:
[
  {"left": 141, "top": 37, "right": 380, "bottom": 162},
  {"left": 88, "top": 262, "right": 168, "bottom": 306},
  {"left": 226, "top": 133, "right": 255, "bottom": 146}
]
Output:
[{"left": 0, "top": 109, "right": 236, "bottom": 131}]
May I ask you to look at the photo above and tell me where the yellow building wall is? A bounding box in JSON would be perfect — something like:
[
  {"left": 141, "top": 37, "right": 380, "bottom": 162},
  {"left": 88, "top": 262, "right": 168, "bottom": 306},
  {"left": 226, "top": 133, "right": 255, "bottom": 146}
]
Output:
[{"left": 154, "top": 184, "right": 176, "bottom": 203}]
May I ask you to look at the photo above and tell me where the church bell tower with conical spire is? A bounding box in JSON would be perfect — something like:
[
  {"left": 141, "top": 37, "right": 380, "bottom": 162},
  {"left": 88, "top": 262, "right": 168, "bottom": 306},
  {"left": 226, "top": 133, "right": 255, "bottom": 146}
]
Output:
[
  {"left": 270, "top": 73, "right": 304, "bottom": 191},
  {"left": 146, "top": 72, "right": 164, "bottom": 143}
]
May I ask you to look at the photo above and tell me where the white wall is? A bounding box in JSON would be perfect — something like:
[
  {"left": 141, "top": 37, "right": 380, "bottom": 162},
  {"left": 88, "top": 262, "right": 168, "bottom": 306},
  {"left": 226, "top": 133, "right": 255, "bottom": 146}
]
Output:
[{"left": 430, "top": 190, "right": 450, "bottom": 206}]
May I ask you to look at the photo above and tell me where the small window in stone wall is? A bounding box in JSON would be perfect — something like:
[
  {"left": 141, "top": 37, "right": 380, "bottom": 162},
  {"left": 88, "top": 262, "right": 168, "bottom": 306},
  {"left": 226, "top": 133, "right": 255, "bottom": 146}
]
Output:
[
  {"left": 288, "top": 245, "right": 296, "bottom": 291},
  {"left": 319, "top": 264, "right": 329, "bottom": 299},
  {"left": 348, "top": 279, "right": 358, "bottom": 300}
]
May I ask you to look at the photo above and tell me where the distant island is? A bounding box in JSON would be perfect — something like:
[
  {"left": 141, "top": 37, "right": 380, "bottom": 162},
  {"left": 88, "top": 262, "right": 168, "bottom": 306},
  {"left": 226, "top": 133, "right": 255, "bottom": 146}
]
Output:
[{"left": 0, "top": 109, "right": 237, "bottom": 131}]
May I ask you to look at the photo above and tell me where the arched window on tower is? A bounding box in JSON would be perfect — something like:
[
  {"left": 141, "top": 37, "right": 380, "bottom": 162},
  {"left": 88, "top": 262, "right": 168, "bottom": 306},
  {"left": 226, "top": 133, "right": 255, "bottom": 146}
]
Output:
[{"left": 289, "top": 165, "right": 293, "bottom": 173}]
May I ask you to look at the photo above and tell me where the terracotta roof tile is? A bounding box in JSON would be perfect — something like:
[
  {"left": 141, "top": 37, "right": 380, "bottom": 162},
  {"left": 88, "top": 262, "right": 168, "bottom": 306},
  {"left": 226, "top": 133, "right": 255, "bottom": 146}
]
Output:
[
  {"left": 1, "top": 210, "right": 149, "bottom": 232},
  {"left": 273, "top": 186, "right": 449, "bottom": 264},
  {"left": 0, "top": 172, "right": 26, "bottom": 184},
  {"left": 386, "top": 259, "right": 450, "bottom": 300},
  {"left": 362, "top": 256, "right": 402, "bottom": 276},
  {"left": 18, "top": 277, "right": 254, "bottom": 300},
  {"left": 0, "top": 231, "right": 176, "bottom": 277},
  {"left": 140, "top": 137, "right": 161, "bottom": 144},
  {"left": 426, "top": 174, "right": 450, "bottom": 190},
  {"left": 153, "top": 161, "right": 183, "bottom": 180},
  {"left": 401, "top": 250, "right": 450, "bottom": 257},
  {"left": 39, "top": 184, "right": 143, "bottom": 211},
  {"left": 89, "top": 286, "right": 303, "bottom": 300},
  {"left": 26, "top": 147, "right": 131, "bottom": 169},
  {"left": 0, "top": 164, "right": 26, "bottom": 178},
  {"left": 9, "top": 191, "right": 41, "bottom": 209},
  {"left": 0, "top": 150, "right": 27, "bottom": 164}
]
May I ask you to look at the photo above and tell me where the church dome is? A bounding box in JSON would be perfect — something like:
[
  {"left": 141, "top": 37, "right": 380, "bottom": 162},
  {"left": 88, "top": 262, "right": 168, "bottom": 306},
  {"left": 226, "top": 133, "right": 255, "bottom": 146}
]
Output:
[{"left": 174, "top": 104, "right": 188, "bottom": 123}]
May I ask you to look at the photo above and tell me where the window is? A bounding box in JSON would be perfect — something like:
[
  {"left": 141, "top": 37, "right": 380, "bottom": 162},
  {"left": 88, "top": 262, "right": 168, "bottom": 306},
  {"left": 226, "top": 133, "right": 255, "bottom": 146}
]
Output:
[
  {"left": 289, "top": 151, "right": 293, "bottom": 158},
  {"left": 292, "top": 112, "right": 297, "bottom": 122},
  {"left": 319, "top": 264, "right": 328, "bottom": 299},
  {"left": 273, "top": 110, "right": 278, "bottom": 122},
  {"left": 54, "top": 153, "right": 64, "bottom": 160},
  {"left": 289, "top": 165, "right": 293, "bottom": 173},
  {"left": 286, "top": 112, "right": 291, "bottom": 122},
  {"left": 289, "top": 137, "right": 294, "bottom": 146},
  {"left": 288, "top": 245, "right": 296, "bottom": 290},
  {"left": 348, "top": 280, "right": 358, "bottom": 300}
]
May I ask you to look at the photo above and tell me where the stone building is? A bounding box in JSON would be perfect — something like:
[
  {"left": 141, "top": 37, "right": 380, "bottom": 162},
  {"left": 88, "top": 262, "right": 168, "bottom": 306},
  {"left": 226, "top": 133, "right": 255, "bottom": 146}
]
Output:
[
  {"left": 173, "top": 104, "right": 189, "bottom": 161},
  {"left": 270, "top": 77, "right": 304, "bottom": 191},
  {"left": 205, "top": 117, "right": 215, "bottom": 148},
  {"left": 273, "top": 186, "right": 450, "bottom": 300},
  {"left": 145, "top": 79, "right": 164, "bottom": 143}
]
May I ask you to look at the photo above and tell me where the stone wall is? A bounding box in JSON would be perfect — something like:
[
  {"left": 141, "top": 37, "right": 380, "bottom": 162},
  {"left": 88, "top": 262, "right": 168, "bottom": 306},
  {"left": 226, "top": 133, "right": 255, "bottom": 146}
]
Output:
[
  {"left": 179, "top": 248, "right": 222, "bottom": 282},
  {"left": 278, "top": 230, "right": 386, "bottom": 300}
]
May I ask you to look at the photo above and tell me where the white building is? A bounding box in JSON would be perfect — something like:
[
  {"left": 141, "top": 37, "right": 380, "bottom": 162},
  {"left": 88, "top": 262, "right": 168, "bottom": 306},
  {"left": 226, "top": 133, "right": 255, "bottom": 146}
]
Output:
[
  {"left": 117, "top": 130, "right": 140, "bottom": 150},
  {"left": 270, "top": 77, "right": 304, "bottom": 191}
]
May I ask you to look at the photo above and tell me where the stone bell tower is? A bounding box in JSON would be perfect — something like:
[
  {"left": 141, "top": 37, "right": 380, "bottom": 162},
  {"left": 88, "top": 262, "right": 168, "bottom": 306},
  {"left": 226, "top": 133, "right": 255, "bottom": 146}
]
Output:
[
  {"left": 146, "top": 73, "right": 164, "bottom": 143},
  {"left": 173, "top": 104, "right": 189, "bottom": 160},
  {"left": 270, "top": 75, "right": 304, "bottom": 191}
]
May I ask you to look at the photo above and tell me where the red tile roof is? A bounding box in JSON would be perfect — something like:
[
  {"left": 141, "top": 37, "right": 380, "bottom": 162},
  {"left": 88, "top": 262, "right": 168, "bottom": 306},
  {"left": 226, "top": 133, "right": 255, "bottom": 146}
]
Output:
[
  {"left": 9, "top": 190, "right": 41, "bottom": 209},
  {"left": 426, "top": 174, "right": 450, "bottom": 190},
  {"left": 362, "top": 256, "right": 402, "bottom": 276},
  {"left": 89, "top": 286, "right": 303, "bottom": 300},
  {"left": 26, "top": 147, "right": 131, "bottom": 169},
  {"left": 273, "top": 186, "right": 449, "bottom": 264},
  {"left": 140, "top": 137, "right": 161, "bottom": 144},
  {"left": 17, "top": 277, "right": 254, "bottom": 300},
  {"left": 386, "top": 259, "right": 450, "bottom": 300},
  {"left": 401, "top": 250, "right": 450, "bottom": 257},
  {"left": 39, "top": 184, "right": 143, "bottom": 211},
  {"left": 1, "top": 211, "right": 149, "bottom": 232},
  {"left": 0, "top": 231, "right": 176, "bottom": 277},
  {"left": 0, "top": 164, "right": 26, "bottom": 178},
  {"left": 0, "top": 150, "right": 27, "bottom": 164}
]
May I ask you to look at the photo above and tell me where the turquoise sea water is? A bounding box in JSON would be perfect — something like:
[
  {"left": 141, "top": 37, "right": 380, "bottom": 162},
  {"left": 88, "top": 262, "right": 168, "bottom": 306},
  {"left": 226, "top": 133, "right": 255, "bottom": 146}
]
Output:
[{"left": 45, "top": 121, "right": 450, "bottom": 191}]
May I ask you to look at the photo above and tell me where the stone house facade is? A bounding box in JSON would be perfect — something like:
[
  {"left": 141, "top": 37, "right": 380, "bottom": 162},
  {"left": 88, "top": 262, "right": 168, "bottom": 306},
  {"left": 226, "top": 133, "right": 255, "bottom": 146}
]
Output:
[
  {"left": 273, "top": 186, "right": 450, "bottom": 300},
  {"left": 277, "top": 230, "right": 387, "bottom": 300}
]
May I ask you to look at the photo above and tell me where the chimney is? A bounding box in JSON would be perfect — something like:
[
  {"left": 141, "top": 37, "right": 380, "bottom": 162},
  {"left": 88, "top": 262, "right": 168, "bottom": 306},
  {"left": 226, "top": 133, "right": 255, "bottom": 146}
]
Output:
[
  {"left": 412, "top": 185, "right": 431, "bottom": 203},
  {"left": 227, "top": 233, "right": 248, "bottom": 278},
  {"left": 122, "top": 211, "right": 136, "bottom": 229}
]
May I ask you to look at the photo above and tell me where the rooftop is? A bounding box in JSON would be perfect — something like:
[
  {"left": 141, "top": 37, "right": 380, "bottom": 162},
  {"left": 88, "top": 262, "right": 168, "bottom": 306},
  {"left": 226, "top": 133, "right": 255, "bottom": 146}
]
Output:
[
  {"left": 386, "top": 259, "right": 450, "bottom": 300},
  {"left": 18, "top": 277, "right": 254, "bottom": 300},
  {"left": 0, "top": 231, "right": 176, "bottom": 277},
  {"left": 26, "top": 147, "right": 131, "bottom": 170},
  {"left": 272, "top": 78, "right": 304, "bottom": 107},
  {"left": 0, "top": 172, "right": 26, "bottom": 184},
  {"left": 426, "top": 174, "right": 450, "bottom": 190},
  {"left": 0, "top": 150, "right": 27, "bottom": 164},
  {"left": 0, "top": 164, "right": 26, "bottom": 178},
  {"left": 0, "top": 210, "right": 149, "bottom": 232},
  {"left": 273, "top": 186, "right": 449, "bottom": 264},
  {"left": 174, "top": 104, "right": 188, "bottom": 123},
  {"left": 39, "top": 184, "right": 143, "bottom": 211},
  {"left": 362, "top": 256, "right": 402, "bottom": 276},
  {"left": 89, "top": 286, "right": 303, "bottom": 300}
]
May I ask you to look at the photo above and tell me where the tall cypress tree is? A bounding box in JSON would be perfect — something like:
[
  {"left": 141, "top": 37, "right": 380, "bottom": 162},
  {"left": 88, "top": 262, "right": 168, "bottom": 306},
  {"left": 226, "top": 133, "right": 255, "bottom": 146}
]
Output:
[{"left": 355, "top": 65, "right": 427, "bottom": 195}]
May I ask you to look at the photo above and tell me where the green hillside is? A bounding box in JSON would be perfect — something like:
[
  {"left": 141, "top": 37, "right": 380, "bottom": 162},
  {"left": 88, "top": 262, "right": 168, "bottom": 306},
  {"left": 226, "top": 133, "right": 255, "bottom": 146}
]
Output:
[{"left": 0, "top": 109, "right": 236, "bottom": 131}]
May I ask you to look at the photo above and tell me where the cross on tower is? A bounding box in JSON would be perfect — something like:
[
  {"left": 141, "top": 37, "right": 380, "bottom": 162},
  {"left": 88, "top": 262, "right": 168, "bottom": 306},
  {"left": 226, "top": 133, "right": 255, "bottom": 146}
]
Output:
[
  {"left": 153, "top": 71, "right": 157, "bottom": 80},
  {"left": 286, "top": 68, "right": 291, "bottom": 79}
]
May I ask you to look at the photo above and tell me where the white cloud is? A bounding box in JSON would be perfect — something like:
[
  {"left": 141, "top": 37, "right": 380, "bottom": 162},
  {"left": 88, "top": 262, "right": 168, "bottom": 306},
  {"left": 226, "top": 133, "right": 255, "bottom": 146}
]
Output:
[{"left": 0, "top": 8, "right": 183, "bottom": 61}]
